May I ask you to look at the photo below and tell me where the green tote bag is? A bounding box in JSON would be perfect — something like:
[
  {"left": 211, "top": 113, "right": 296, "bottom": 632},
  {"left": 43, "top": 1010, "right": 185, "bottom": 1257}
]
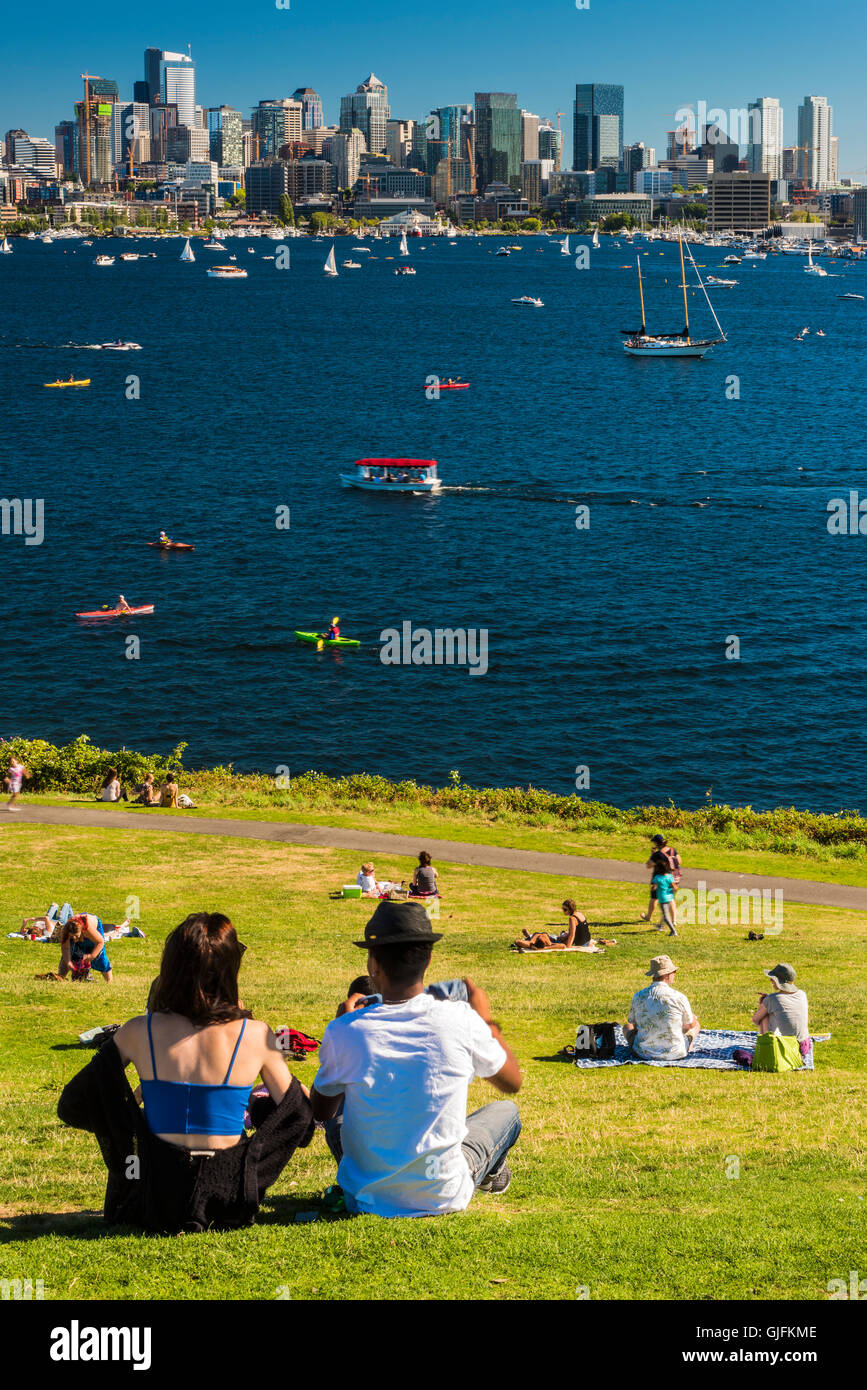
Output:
[{"left": 752, "top": 1032, "right": 804, "bottom": 1073}]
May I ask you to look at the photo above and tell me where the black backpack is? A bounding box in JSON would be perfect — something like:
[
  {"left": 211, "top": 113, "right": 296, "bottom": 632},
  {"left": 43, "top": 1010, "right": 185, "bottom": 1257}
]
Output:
[{"left": 574, "top": 1022, "right": 617, "bottom": 1059}]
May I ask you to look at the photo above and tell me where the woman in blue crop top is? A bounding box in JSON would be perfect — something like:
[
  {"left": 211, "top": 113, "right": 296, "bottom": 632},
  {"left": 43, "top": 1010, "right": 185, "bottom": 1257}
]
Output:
[{"left": 113, "top": 912, "right": 301, "bottom": 1151}]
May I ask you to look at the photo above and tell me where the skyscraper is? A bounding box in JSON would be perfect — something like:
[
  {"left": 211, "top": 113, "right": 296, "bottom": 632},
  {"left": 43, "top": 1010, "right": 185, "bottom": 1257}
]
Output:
[
  {"left": 797, "top": 95, "right": 833, "bottom": 188},
  {"left": 160, "top": 52, "right": 196, "bottom": 127},
  {"left": 521, "top": 111, "right": 540, "bottom": 162},
  {"left": 538, "top": 123, "right": 561, "bottom": 168},
  {"left": 292, "top": 88, "right": 324, "bottom": 130},
  {"left": 340, "top": 74, "right": 390, "bottom": 156},
  {"left": 143, "top": 48, "right": 162, "bottom": 105},
  {"left": 331, "top": 129, "right": 367, "bottom": 189},
  {"left": 747, "top": 97, "right": 783, "bottom": 181},
  {"left": 474, "top": 93, "right": 522, "bottom": 192},
  {"left": 386, "top": 119, "right": 415, "bottom": 167},
  {"left": 252, "top": 100, "right": 303, "bottom": 157},
  {"left": 208, "top": 107, "right": 243, "bottom": 166},
  {"left": 573, "top": 84, "right": 624, "bottom": 172}
]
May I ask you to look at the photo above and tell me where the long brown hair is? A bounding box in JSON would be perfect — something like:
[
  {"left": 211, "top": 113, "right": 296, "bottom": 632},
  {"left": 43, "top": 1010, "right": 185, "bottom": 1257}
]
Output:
[
  {"left": 61, "top": 915, "right": 87, "bottom": 944},
  {"left": 149, "top": 913, "right": 251, "bottom": 1026}
]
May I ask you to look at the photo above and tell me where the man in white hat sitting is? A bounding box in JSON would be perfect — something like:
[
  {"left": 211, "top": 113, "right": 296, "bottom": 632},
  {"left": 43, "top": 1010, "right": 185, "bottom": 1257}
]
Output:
[{"left": 624, "top": 955, "right": 700, "bottom": 1061}]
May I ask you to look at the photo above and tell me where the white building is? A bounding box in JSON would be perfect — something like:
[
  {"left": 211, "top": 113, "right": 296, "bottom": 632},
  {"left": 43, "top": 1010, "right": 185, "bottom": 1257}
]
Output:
[
  {"left": 161, "top": 52, "right": 196, "bottom": 128},
  {"left": 330, "top": 128, "right": 367, "bottom": 189},
  {"left": 747, "top": 97, "right": 783, "bottom": 181},
  {"left": 185, "top": 159, "right": 219, "bottom": 187},
  {"left": 797, "top": 95, "right": 833, "bottom": 189}
]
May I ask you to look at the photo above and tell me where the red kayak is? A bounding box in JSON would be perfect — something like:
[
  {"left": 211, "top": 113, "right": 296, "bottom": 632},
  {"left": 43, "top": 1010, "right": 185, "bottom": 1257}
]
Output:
[
  {"left": 76, "top": 605, "right": 155, "bottom": 618},
  {"left": 428, "top": 381, "right": 469, "bottom": 390},
  {"left": 147, "top": 541, "right": 195, "bottom": 551}
]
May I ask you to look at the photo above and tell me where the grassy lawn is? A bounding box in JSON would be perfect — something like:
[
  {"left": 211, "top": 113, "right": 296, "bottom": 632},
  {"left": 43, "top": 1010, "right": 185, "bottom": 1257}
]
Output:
[
  {"left": 22, "top": 792, "right": 867, "bottom": 888},
  {"left": 1, "top": 823, "right": 864, "bottom": 1301}
]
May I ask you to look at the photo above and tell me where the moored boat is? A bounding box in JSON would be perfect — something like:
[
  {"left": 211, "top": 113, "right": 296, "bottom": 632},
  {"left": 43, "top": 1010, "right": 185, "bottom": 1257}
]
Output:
[{"left": 206, "top": 264, "right": 248, "bottom": 279}]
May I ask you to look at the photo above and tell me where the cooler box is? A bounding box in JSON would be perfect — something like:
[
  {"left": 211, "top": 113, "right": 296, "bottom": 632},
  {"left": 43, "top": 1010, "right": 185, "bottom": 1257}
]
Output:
[{"left": 342, "top": 884, "right": 362, "bottom": 899}]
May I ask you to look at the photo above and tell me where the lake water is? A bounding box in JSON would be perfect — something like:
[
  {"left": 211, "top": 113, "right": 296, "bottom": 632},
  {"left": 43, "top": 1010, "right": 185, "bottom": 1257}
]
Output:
[{"left": 2, "top": 231, "right": 866, "bottom": 811}]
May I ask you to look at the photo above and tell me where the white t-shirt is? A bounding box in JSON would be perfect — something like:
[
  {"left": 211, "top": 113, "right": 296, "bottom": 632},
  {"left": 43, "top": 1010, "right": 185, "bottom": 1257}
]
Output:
[
  {"left": 628, "top": 982, "right": 694, "bottom": 1060},
  {"left": 100, "top": 782, "right": 120, "bottom": 802},
  {"left": 357, "top": 872, "right": 377, "bottom": 892},
  {"left": 314, "top": 993, "right": 507, "bottom": 1218}
]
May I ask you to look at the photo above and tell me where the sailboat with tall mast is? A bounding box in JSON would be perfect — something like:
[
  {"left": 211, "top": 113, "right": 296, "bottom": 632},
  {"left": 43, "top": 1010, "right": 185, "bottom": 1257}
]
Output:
[
  {"left": 622, "top": 236, "right": 726, "bottom": 358},
  {"left": 399, "top": 230, "right": 409, "bottom": 257},
  {"left": 324, "top": 243, "right": 338, "bottom": 276},
  {"left": 180, "top": 237, "right": 195, "bottom": 263},
  {"left": 592, "top": 227, "right": 600, "bottom": 249},
  {"left": 560, "top": 235, "right": 571, "bottom": 256}
]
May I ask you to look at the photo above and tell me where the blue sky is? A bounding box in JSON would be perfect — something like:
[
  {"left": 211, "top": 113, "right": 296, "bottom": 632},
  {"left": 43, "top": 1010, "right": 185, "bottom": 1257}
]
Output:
[{"left": 3, "top": 0, "right": 865, "bottom": 171}]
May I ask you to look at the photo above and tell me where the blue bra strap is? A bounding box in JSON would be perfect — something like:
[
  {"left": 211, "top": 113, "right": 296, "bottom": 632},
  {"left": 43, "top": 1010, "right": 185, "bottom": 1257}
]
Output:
[
  {"left": 223, "top": 1018, "right": 246, "bottom": 1084},
  {"left": 147, "top": 1012, "right": 158, "bottom": 1080}
]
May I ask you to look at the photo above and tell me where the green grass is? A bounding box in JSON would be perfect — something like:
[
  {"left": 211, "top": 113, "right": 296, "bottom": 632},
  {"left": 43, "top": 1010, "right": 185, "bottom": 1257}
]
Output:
[{"left": 1, "top": 823, "right": 864, "bottom": 1301}]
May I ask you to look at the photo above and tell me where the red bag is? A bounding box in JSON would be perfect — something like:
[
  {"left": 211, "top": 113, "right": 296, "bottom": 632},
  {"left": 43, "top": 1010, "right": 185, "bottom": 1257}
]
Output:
[{"left": 275, "top": 1027, "right": 320, "bottom": 1060}]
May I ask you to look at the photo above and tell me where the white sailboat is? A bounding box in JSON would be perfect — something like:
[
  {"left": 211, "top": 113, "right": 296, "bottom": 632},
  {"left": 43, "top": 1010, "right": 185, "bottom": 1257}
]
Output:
[
  {"left": 805, "top": 245, "right": 827, "bottom": 277},
  {"left": 592, "top": 228, "right": 600, "bottom": 249},
  {"left": 324, "top": 243, "right": 338, "bottom": 277},
  {"left": 560, "top": 235, "right": 571, "bottom": 256},
  {"left": 399, "top": 230, "right": 409, "bottom": 257},
  {"left": 623, "top": 236, "right": 726, "bottom": 358},
  {"left": 180, "top": 238, "right": 195, "bottom": 263},
  {"left": 0, "top": 237, "right": 11, "bottom": 254}
]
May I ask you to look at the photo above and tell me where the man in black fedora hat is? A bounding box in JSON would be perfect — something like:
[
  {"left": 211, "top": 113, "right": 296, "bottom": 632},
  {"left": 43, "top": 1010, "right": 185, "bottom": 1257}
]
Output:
[{"left": 311, "top": 901, "right": 522, "bottom": 1218}]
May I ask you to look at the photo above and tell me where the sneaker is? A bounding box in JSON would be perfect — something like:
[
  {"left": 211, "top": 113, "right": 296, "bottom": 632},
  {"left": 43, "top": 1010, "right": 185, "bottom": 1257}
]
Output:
[
  {"left": 479, "top": 1163, "right": 511, "bottom": 1195},
  {"left": 668, "top": 928, "right": 678, "bottom": 937}
]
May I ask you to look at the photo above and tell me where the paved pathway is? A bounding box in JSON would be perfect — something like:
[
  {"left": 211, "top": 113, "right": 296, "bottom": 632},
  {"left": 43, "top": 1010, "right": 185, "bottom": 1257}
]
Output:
[{"left": 6, "top": 804, "right": 866, "bottom": 910}]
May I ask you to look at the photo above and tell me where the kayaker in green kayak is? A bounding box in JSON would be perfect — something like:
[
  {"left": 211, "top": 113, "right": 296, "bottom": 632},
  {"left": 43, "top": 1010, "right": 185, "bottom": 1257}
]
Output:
[{"left": 321, "top": 616, "right": 340, "bottom": 640}]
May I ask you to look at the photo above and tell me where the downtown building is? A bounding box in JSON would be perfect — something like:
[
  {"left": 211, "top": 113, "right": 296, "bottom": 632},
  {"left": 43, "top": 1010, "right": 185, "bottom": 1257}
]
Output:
[
  {"left": 340, "top": 74, "right": 390, "bottom": 156},
  {"left": 707, "top": 171, "right": 771, "bottom": 231},
  {"left": 292, "top": 88, "right": 324, "bottom": 130},
  {"left": 573, "top": 83, "right": 624, "bottom": 172},
  {"left": 252, "top": 99, "right": 303, "bottom": 158},
  {"left": 797, "top": 95, "right": 833, "bottom": 189},
  {"left": 747, "top": 97, "right": 783, "bottom": 181},
  {"left": 474, "top": 93, "right": 522, "bottom": 192},
  {"left": 208, "top": 107, "right": 243, "bottom": 166}
]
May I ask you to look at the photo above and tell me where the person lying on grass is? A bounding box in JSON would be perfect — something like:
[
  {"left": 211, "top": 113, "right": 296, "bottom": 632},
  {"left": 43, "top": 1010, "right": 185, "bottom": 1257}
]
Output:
[
  {"left": 623, "top": 954, "right": 700, "bottom": 1061},
  {"left": 311, "top": 900, "right": 522, "bottom": 1218},
  {"left": 515, "top": 899, "right": 598, "bottom": 951}
]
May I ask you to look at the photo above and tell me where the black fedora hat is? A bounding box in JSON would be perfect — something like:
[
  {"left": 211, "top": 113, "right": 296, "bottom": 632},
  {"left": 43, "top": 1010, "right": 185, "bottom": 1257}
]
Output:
[{"left": 354, "top": 900, "right": 443, "bottom": 948}]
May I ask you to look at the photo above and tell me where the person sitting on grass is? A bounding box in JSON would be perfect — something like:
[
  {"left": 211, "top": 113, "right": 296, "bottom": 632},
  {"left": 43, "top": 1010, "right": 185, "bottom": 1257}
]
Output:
[
  {"left": 133, "top": 773, "right": 160, "bottom": 806},
  {"left": 752, "top": 963, "right": 809, "bottom": 1042},
  {"left": 160, "top": 773, "right": 179, "bottom": 808},
  {"left": 311, "top": 900, "right": 521, "bottom": 1217},
  {"left": 515, "top": 899, "right": 602, "bottom": 951},
  {"left": 357, "top": 863, "right": 378, "bottom": 896},
  {"left": 99, "top": 767, "right": 122, "bottom": 802},
  {"left": 624, "top": 954, "right": 699, "bottom": 1060},
  {"left": 59, "top": 913, "right": 114, "bottom": 983},
  {"left": 408, "top": 850, "right": 439, "bottom": 897},
  {"left": 58, "top": 912, "right": 314, "bottom": 1234}
]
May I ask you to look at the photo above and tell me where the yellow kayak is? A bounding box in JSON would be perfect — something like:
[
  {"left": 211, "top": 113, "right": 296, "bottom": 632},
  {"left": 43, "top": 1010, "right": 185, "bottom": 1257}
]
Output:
[{"left": 44, "top": 379, "right": 91, "bottom": 388}]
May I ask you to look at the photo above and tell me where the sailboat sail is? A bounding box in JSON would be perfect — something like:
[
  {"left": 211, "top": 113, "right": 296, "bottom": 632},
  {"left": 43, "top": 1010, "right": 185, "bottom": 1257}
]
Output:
[
  {"left": 622, "top": 236, "right": 725, "bottom": 357},
  {"left": 324, "top": 244, "right": 338, "bottom": 276},
  {"left": 399, "top": 230, "right": 409, "bottom": 256},
  {"left": 0, "top": 237, "right": 11, "bottom": 253},
  {"left": 592, "top": 228, "right": 600, "bottom": 248},
  {"left": 561, "top": 235, "right": 570, "bottom": 256},
  {"left": 180, "top": 238, "right": 195, "bottom": 263}
]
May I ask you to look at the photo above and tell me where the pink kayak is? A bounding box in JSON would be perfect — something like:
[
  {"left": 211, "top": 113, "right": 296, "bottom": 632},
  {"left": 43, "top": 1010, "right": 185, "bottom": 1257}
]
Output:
[{"left": 76, "top": 605, "right": 155, "bottom": 618}]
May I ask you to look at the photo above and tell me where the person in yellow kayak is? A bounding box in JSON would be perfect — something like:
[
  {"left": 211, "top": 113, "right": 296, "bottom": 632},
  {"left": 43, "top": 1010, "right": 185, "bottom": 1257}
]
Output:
[{"left": 322, "top": 616, "right": 340, "bottom": 640}]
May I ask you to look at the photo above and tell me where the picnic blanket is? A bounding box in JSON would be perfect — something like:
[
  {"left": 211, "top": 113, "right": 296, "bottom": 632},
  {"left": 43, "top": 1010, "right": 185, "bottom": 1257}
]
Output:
[
  {"left": 571, "top": 1026, "right": 829, "bottom": 1071},
  {"left": 517, "top": 943, "right": 605, "bottom": 954}
]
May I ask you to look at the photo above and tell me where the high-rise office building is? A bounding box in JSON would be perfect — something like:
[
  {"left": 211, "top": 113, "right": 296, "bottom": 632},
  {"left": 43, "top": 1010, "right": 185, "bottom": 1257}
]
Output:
[
  {"left": 55, "top": 121, "right": 77, "bottom": 176},
  {"left": 474, "top": 92, "right": 522, "bottom": 192},
  {"left": 160, "top": 52, "right": 196, "bottom": 127},
  {"left": 143, "top": 48, "right": 162, "bottom": 105},
  {"left": 573, "top": 83, "right": 624, "bottom": 171},
  {"left": 386, "top": 119, "right": 415, "bottom": 167},
  {"left": 331, "top": 129, "right": 367, "bottom": 189},
  {"left": 538, "top": 124, "right": 561, "bottom": 168},
  {"left": 624, "top": 142, "right": 654, "bottom": 175},
  {"left": 700, "top": 123, "right": 739, "bottom": 173},
  {"left": 166, "top": 125, "right": 210, "bottom": 163},
  {"left": 521, "top": 111, "right": 540, "bottom": 162},
  {"left": 340, "top": 74, "right": 390, "bottom": 156},
  {"left": 746, "top": 97, "right": 783, "bottom": 181},
  {"left": 292, "top": 88, "right": 324, "bottom": 130},
  {"left": 707, "top": 171, "right": 771, "bottom": 231},
  {"left": 829, "top": 135, "right": 839, "bottom": 185},
  {"left": 797, "top": 95, "right": 833, "bottom": 188},
  {"left": 252, "top": 99, "right": 303, "bottom": 157},
  {"left": 208, "top": 107, "right": 243, "bottom": 166},
  {"left": 121, "top": 103, "right": 152, "bottom": 167}
]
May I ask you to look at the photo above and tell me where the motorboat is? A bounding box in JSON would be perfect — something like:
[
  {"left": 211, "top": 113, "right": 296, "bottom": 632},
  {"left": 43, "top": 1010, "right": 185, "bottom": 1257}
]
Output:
[
  {"left": 512, "top": 296, "right": 544, "bottom": 306},
  {"left": 339, "top": 458, "right": 442, "bottom": 494},
  {"left": 119, "top": 253, "right": 140, "bottom": 261},
  {"left": 206, "top": 264, "right": 248, "bottom": 279},
  {"left": 839, "top": 293, "right": 865, "bottom": 301},
  {"left": 496, "top": 247, "right": 510, "bottom": 257},
  {"left": 94, "top": 254, "right": 115, "bottom": 266},
  {"left": 706, "top": 276, "right": 738, "bottom": 287},
  {"left": 394, "top": 266, "right": 416, "bottom": 275},
  {"left": 343, "top": 259, "right": 362, "bottom": 268}
]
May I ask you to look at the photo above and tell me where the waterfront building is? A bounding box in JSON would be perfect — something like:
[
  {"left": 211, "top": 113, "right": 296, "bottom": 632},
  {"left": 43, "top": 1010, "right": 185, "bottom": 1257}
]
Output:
[
  {"left": 245, "top": 159, "right": 291, "bottom": 216},
  {"left": 797, "top": 95, "right": 833, "bottom": 189},
  {"left": 573, "top": 83, "right": 624, "bottom": 172},
  {"left": 747, "top": 98, "right": 783, "bottom": 181},
  {"left": 353, "top": 197, "right": 436, "bottom": 224},
  {"left": 340, "top": 74, "right": 390, "bottom": 156},
  {"left": 573, "top": 190, "right": 651, "bottom": 224},
  {"left": 292, "top": 88, "right": 324, "bottom": 130},
  {"left": 632, "top": 168, "right": 675, "bottom": 197},
  {"left": 853, "top": 188, "right": 867, "bottom": 241},
  {"left": 474, "top": 93, "right": 522, "bottom": 192},
  {"left": 287, "top": 156, "right": 334, "bottom": 202},
  {"left": 208, "top": 107, "right": 243, "bottom": 166},
  {"left": 355, "top": 163, "right": 428, "bottom": 199},
  {"left": 707, "top": 171, "right": 771, "bottom": 231}
]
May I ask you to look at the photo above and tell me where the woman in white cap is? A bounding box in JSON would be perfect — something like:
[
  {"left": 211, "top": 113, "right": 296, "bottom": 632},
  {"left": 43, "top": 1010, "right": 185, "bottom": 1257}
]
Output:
[{"left": 752, "top": 964, "right": 809, "bottom": 1042}]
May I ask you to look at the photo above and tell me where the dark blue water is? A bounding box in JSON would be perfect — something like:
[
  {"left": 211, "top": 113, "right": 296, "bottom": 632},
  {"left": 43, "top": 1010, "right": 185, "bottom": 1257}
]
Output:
[{"left": 2, "top": 232, "right": 866, "bottom": 810}]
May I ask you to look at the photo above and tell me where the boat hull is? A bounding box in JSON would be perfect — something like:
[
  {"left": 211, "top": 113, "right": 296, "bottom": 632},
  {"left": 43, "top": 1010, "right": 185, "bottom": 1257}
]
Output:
[
  {"left": 294, "top": 631, "right": 360, "bottom": 648},
  {"left": 624, "top": 342, "right": 715, "bottom": 358},
  {"left": 339, "top": 475, "right": 442, "bottom": 493}
]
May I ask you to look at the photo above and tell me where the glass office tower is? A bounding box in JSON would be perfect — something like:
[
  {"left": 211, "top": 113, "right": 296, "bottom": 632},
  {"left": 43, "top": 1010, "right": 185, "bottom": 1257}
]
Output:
[{"left": 573, "top": 83, "right": 624, "bottom": 171}]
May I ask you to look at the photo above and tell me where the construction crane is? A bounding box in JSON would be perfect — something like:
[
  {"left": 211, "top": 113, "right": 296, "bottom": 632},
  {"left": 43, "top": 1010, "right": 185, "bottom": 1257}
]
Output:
[{"left": 555, "top": 111, "right": 564, "bottom": 170}]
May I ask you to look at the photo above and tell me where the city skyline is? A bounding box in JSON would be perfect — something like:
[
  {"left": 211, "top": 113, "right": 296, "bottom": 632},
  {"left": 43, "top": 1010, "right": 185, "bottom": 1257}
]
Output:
[{"left": 2, "top": 0, "right": 866, "bottom": 172}]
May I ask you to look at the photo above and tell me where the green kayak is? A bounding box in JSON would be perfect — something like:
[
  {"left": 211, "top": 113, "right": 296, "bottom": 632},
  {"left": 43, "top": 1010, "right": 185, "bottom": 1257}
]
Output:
[{"left": 295, "top": 630, "right": 361, "bottom": 648}]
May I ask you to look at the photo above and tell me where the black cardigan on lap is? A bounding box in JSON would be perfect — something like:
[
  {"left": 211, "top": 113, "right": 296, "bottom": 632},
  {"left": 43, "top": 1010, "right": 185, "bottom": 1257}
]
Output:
[{"left": 58, "top": 1036, "right": 315, "bottom": 1234}]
